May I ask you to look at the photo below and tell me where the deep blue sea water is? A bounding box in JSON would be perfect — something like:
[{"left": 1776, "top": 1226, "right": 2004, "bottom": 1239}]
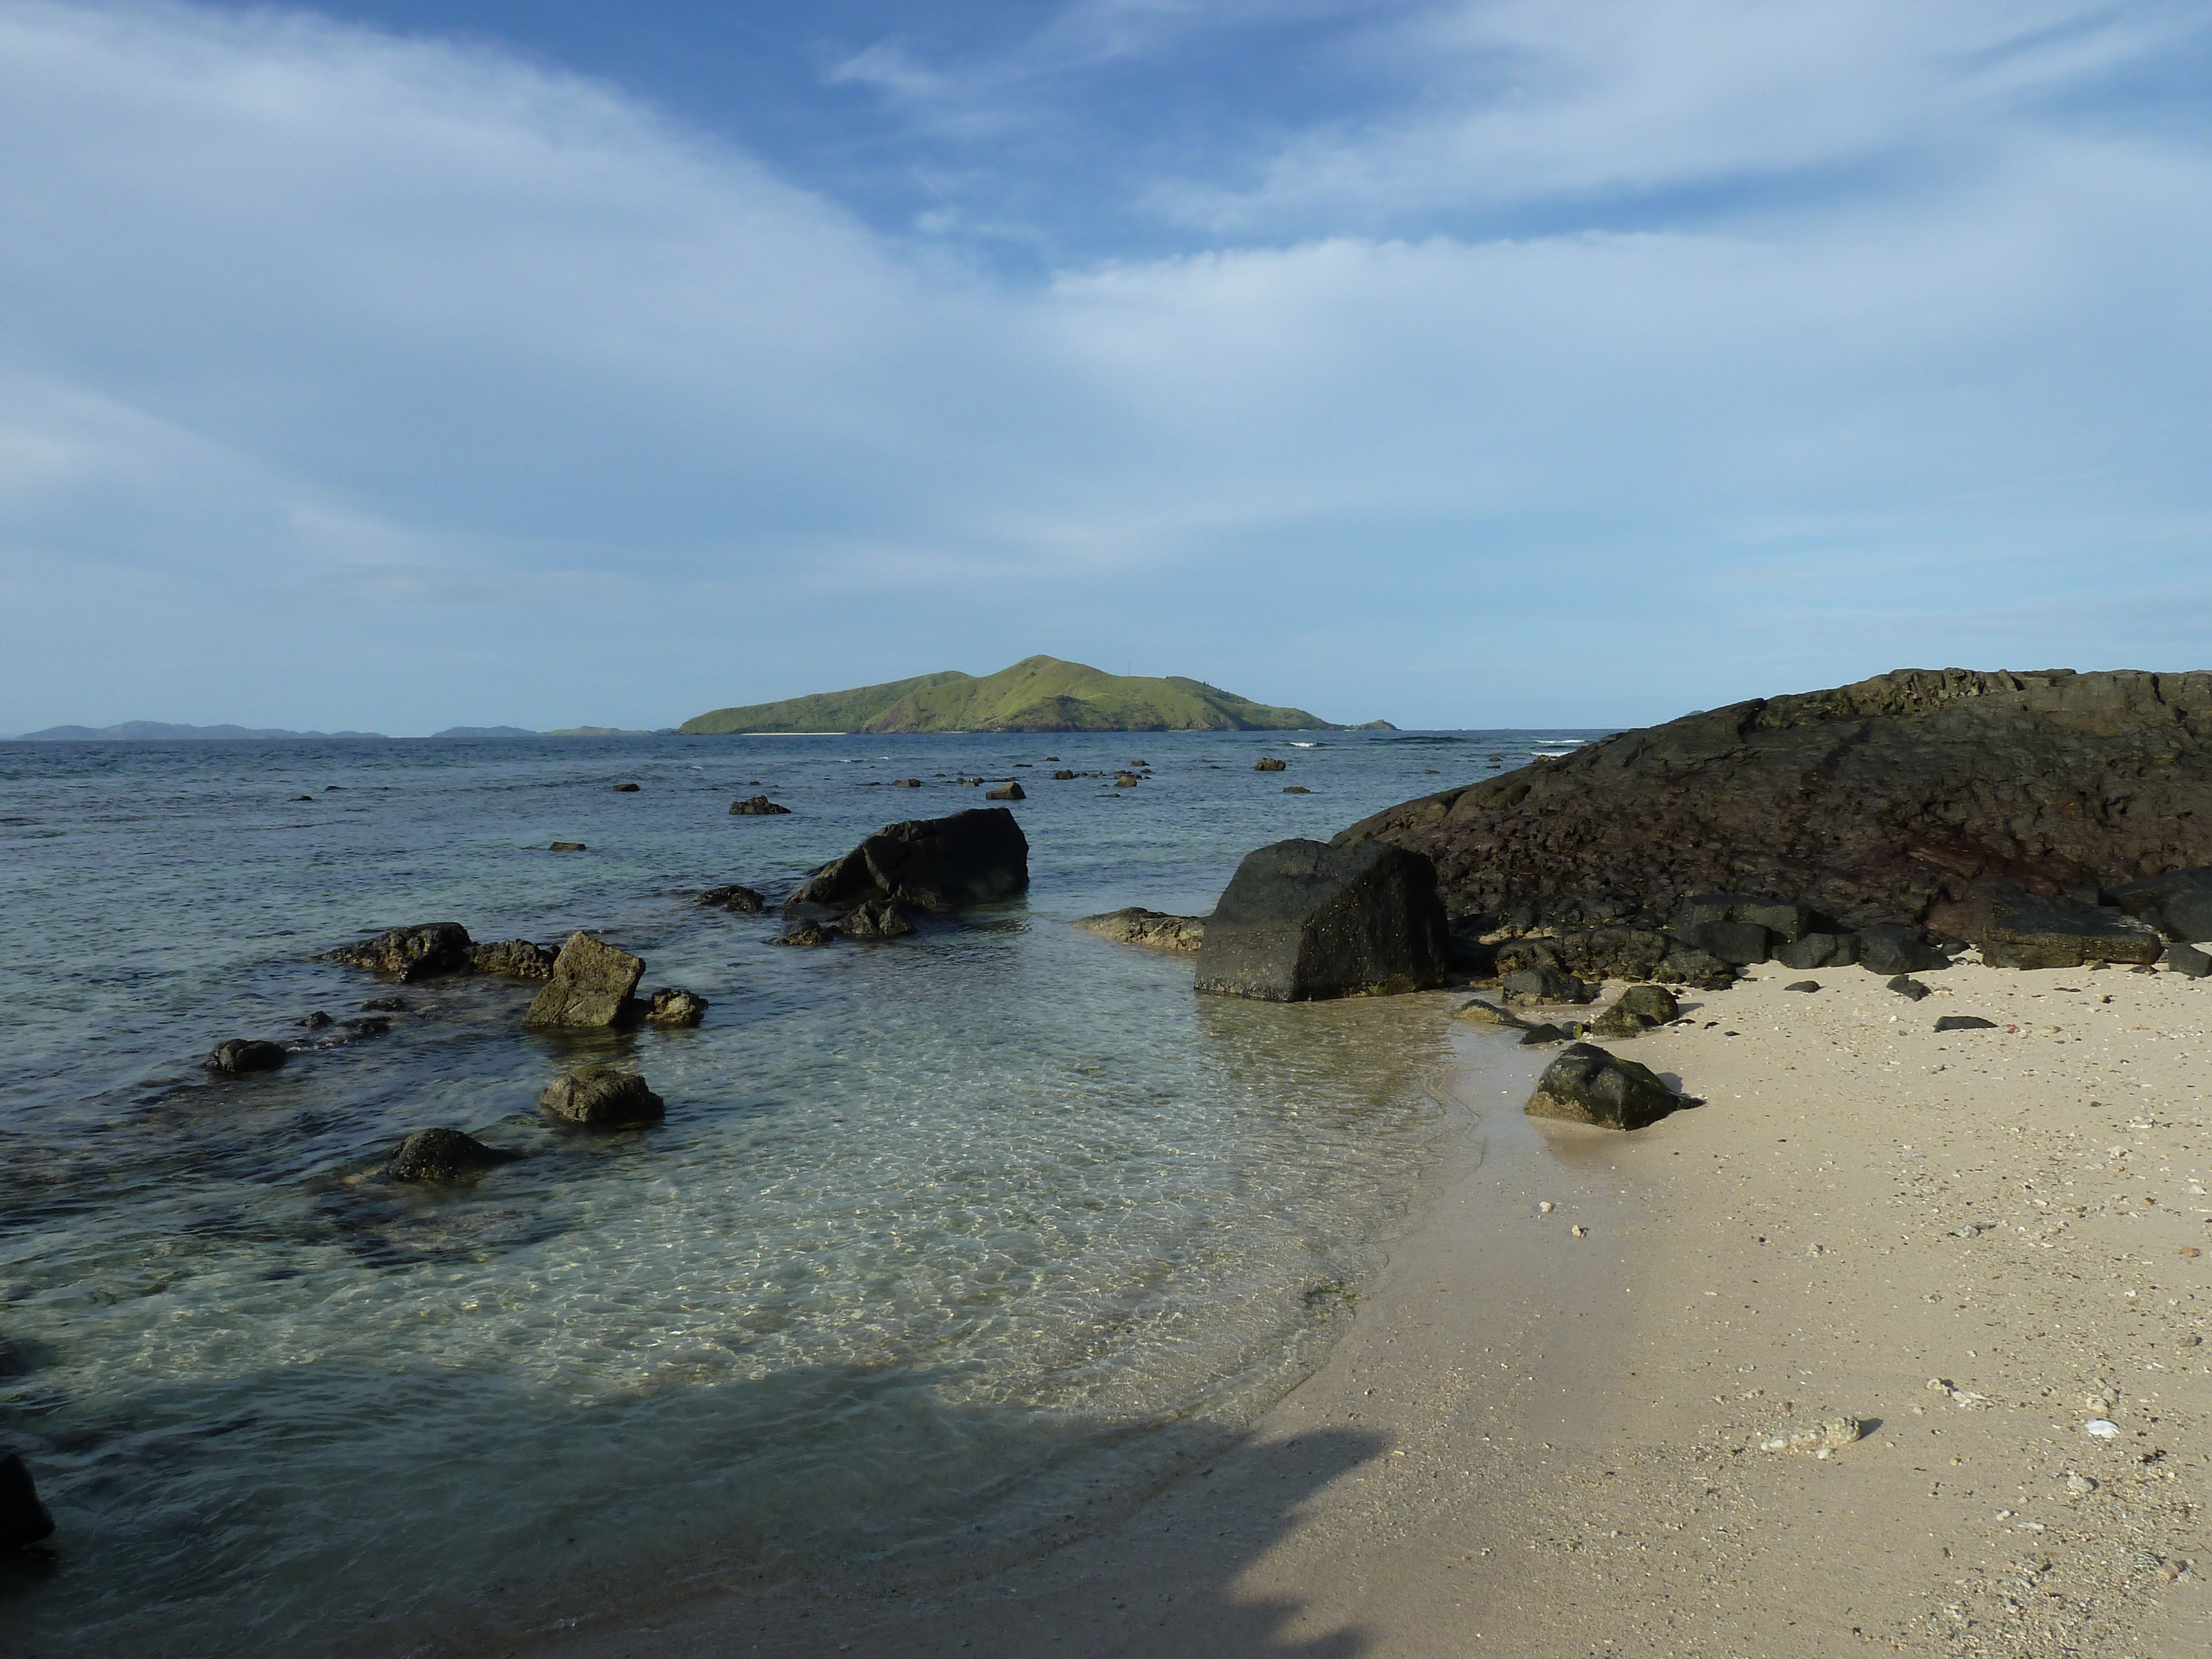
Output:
[{"left": 0, "top": 727, "right": 1603, "bottom": 1656}]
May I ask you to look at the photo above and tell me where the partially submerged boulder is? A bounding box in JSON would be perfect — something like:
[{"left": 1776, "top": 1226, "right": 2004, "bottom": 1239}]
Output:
[
  {"left": 469, "top": 939, "right": 557, "bottom": 979},
  {"left": 785, "top": 807, "right": 1030, "bottom": 917},
  {"left": 320, "top": 922, "right": 472, "bottom": 981},
  {"left": 1073, "top": 908, "right": 1207, "bottom": 953},
  {"left": 836, "top": 899, "right": 916, "bottom": 939},
  {"left": 1254, "top": 757, "right": 1287, "bottom": 772},
  {"left": 388, "top": 1128, "right": 514, "bottom": 1183},
  {"left": 1526, "top": 1042, "right": 1697, "bottom": 1131},
  {"left": 207, "top": 1039, "right": 286, "bottom": 1076},
  {"left": 1, "top": 1453, "right": 55, "bottom": 1550},
  {"left": 985, "top": 781, "right": 1025, "bottom": 801},
  {"left": 773, "top": 922, "right": 836, "bottom": 947},
  {"left": 522, "top": 933, "right": 645, "bottom": 1028},
  {"left": 644, "top": 988, "right": 709, "bottom": 1026},
  {"left": 1452, "top": 997, "right": 1528, "bottom": 1029},
  {"left": 700, "top": 884, "right": 767, "bottom": 913},
  {"left": 1980, "top": 891, "right": 2162, "bottom": 970},
  {"left": 730, "top": 796, "right": 792, "bottom": 816},
  {"left": 539, "top": 1067, "right": 665, "bottom": 1127},
  {"left": 1193, "top": 839, "right": 1451, "bottom": 1001}
]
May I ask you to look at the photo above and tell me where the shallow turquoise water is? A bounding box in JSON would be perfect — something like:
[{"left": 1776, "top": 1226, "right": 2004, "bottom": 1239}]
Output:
[{"left": 0, "top": 727, "right": 1599, "bottom": 1655}]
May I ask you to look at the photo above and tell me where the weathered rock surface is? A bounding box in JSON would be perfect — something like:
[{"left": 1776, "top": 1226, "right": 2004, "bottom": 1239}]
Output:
[
  {"left": 207, "top": 1039, "right": 286, "bottom": 1076},
  {"left": 785, "top": 807, "right": 1029, "bottom": 917},
  {"left": 388, "top": 1127, "right": 513, "bottom": 1183},
  {"left": 1114, "top": 772, "right": 1142, "bottom": 787},
  {"left": 699, "top": 884, "right": 767, "bottom": 913},
  {"left": 2112, "top": 867, "right": 2212, "bottom": 941},
  {"left": 321, "top": 922, "right": 473, "bottom": 980},
  {"left": 1495, "top": 929, "right": 1735, "bottom": 990},
  {"left": 729, "top": 796, "right": 791, "bottom": 815},
  {"left": 1855, "top": 924, "right": 1949, "bottom": 976},
  {"left": 2167, "top": 942, "right": 2212, "bottom": 978},
  {"left": 1254, "top": 757, "right": 1287, "bottom": 772},
  {"left": 522, "top": 933, "right": 645, "bottom": 1028},
  {"left": 1500, "top": 965, "right": 1595, "bottom": 1006},
  {"left": 1525, "top": 1042, "right": 1695, "bottom": 1131},
  {"left": 1452, "top": 997, "right": 1528, "bottom": 1029},
  {"left": 1517, "top": 1022, "right": 1569, "bottom": 1046},
  {"left": 1193, "top": 839, "right": 1450, "bottom": 1001},
  {"left": 985, "top": 781, "right": 1025, "bottom": 801},
  {"left": 773, "top": 922, "right": 836, "bottom": 947},
  {"left": 1888, "top": 976, "right": 1933, "bottom": 1001},
  {"left": 469, "top": 939, "right": 557, "bottom": 979},
  {"left": 835, "top": 898, "right": 917, "bottom": 939},
  {"left": 1, "top": 1453, "right": 55, "bottom": 1549},
  {"left": 1585, "top": 983, "right": 1679, "bottom": 1036},
  {"left": 1333, "top": 669, "right": 2212, "bottom": 946},
  {"left": 1052, "top": 769, "right": 1077, "bottom": 780},
  {"left": 644, "top": 988, "right": 709, "bottom": 1025},
  {"left": 1775, "top": 931, "right": 1859, "bottom": 970},
  {"left": 1073, "top": 908, "right": 1207, "bottom": 953},
  {"left": 1980, "top": 890, "right": 2163, "bottom": 969},
  {"left": 539, "top": 1067, "right": 665, "bottom": 1126}
]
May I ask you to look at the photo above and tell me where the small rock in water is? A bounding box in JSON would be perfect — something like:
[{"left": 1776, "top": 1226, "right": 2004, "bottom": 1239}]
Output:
[
  {"left": 207, "top": 1039, "right": 286, "bottom": 1076},
  {"left": 1452, "top": 997, "right": 1528, "bottom": 1029},
  {"left": 644, "top": 988, "right": 708, "bottom": 1026},
  {"left": 469, "top": 938, "right": 559, "bottom": 979},
  {"left": 549, "top": 841, "right": 586, "bottom": 852},
  {"left": 2066, "top": 1473, "right": 2099, "bottom": 1495},
  {"left": 1114, "top": 772, "right": 1142, "bottom": 787},
  {"left": 388, "top": 1127, "right": 513, "bottom": 1183},
  {"left": 611, "top": 782, "right": 640, "bottom": 792},
  {"left": 890, "top": 778, "right": 923, "bottom": 787},
  {"left": 1051, "top": 770, "right": 1077, "bottom": 781},
  {"left": 1785, "top": 979, "right": 1822, "bottom": 993},
  {"left": 774, "top": 922, "right": 837, "bottom": 947},
  {"left": 362, "top": 996, "right": 410, "bottom": 1012},
  {"left": 985, "top": 781, "right": 1025, "bottom": 801},
  {"left": 699, "top": 884, "right": 767, "bottom": 913},
  {"left": 1934, "top": 1015, "right": 1999, "bottom": 1032},
  {"left": 1, "top": 1453, "right": 57, "bottom": 1548},
  {"left": 1282, "top": 785, "right": 1312, "bottom": 794},
  {"left": 838, "top": 898, "right": 917, "bottom": 940},
  {"left": 1888, "top": 975, "right": 1932, "bottom": 1001},
  {"left": 729, "top": 795, "right": 791, "bottom": 816},
  {"left": 539, "top": 1067, "right": 665, "bottom": 1127},
  {"left": 296, "top": 1011, "right": 333, "bottom": 1029},
  {"left": 1254, "top": 757, "right": 1287, "bottom": 772},
  {"left": 351, "top": 1018, "right": 392, "bottom": 1037}
]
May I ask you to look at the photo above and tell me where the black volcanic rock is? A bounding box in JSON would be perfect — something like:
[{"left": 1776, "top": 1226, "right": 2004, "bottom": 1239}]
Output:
[
  {"left": 1333, "top": 670, "right": 2212, "bottom": 946},
  {"left": 321, "top": 922, "right": 473, "bottom": 981},
  {"left": 784, "top": 807, "right": 1029, "bottom": 916},
  {"left": 1193, "top": 838, "right": 1450, "bottom": 1001},
  {"left": 1, "top": 1454, "right": 55, "bottom": 1549}
]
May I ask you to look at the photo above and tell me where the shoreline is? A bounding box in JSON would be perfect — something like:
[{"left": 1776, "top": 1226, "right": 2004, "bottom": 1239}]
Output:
[{"left": 520, "top": 963, "right": 2211, "bottom": 1659}]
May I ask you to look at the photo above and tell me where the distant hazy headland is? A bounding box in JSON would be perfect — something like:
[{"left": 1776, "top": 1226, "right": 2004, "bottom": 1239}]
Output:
[
  {"left": 9, "top": 722, "right": 650, "bottom": 742},
  {"left": 681, "top": 655, "right": 1391, "bottom": 735}
]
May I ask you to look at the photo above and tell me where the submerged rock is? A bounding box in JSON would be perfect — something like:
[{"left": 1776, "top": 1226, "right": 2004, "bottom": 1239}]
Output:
[
  {"left": 549, "top": 841, "right": 586, "bottom": 852},
  {"left": 985, "top": 781, "right": 1025, "bottom": 801},
  {"left": 836, "top": 898, "right": 917, "bottom": 940},
  {"left": 773, "top": 922, "right": 837, "bottom": 947},
  {"left": 1525, "top": 1042, "right": 1695, "bottom": 1131},
  {"left": 320, "top": 921, "right": 473, "bottom": 981},
  {"left": 469, "top": 939, "right": 557, "bottom": 979},
  {"left": 521, "top": 933, "right": 645, "bottom": 1028},
  {"left": 1193, "top": 838, "right": 1451, "bottom": 1001},
  {"left": 1283, "top": 785, "right": 1312, "bottom": 794},
  {"left": 1254, "top": 757, "right": 1287, "bottom": 772},
  {"left": 611, "top": 782, "right": 640, "bottom": 792},
  {"left": 785, "top": 807, "right": 1029, "bottom": 916},
  {"left": 539, "top": 1067, "right": 665, "bottom": 1127},
  {"left": 1, "top": 1454, "right": 55, "bottom": 1550},
  {"left": 729, "top": 796, "right": 791, "bottom": 816},
  {"left": 1052, "top": 769, "right": 1077, "bottom": 780},
  {"left": 1072, "top": 908, "right": 1206, "bottom": 953},
  {"left": 388, "top": 1127, "right": 514, "bottom": 1183},
  {"left": 643, "top": 988, "right": 709, "bottom": 1026},
  {"left": 207, "top": 1039, "right": 286, "bottom": 1076},
  {"left": 699, "top": 883, "right": 767, "bottom": 913}
]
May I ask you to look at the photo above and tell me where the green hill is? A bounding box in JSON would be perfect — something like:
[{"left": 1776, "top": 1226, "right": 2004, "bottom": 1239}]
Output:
[{"left": 681, "top": 656, "right": 1366, "bottom": 734}]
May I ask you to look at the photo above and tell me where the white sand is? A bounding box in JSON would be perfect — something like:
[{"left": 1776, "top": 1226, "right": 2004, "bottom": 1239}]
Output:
[{"left": 523, "top": 962, "right": 2211, "bottom": 1658}]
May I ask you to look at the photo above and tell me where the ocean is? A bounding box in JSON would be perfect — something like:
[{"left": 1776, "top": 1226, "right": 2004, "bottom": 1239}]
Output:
[{"left": 0, "top": 727, "right": 1601, "bottom": 1655}]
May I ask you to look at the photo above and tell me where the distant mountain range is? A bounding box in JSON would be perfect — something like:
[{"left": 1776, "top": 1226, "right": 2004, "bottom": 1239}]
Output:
[
  {"left": 7, "top": 721, "right": 656, "bottom": 742},
  {"left": 682, "top": 656, "right": 1390, "bottom": 735}
]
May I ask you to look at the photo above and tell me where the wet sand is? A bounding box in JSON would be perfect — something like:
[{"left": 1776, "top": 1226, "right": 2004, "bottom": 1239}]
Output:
[{"left": 520, "top": 962, "right": 2211, "bottom": 1659}]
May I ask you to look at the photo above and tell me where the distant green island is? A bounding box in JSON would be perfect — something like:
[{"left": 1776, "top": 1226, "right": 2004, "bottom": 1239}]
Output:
[{"left": 681, "top": 656, "right": 1390, "bottom": 735}]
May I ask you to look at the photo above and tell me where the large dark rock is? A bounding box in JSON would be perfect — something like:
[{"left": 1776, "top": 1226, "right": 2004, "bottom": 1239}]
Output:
[
  {"left": 320, "top": 922, "right": 472, "bottom": 980},
  {"left": 700, "top": 884, "right": 767, "bottom": 913},
  {"left": 1193, "top": 839, "right": 1450, "bottom": 1001},
  {"left": 1500, "top": 966, "right": 1594, "bottom": 1006},
  {"left": 729, "top": 796, "right": 792, "bottom": 816},
  {"left": 2168, "top": 941, "right": 2211, "bottom": 978},
  {"left": 1333, "top": 669, "right": 2212, "bottom": 947},
  {"left": 1855, "top": 924, "right": 1949, "bottom": 976},
  {"left": 388, "top": 1128, "right": 514, "bottom": 1183},
  {"left": 1678, "top": 920, "right": 1772, "bottom": 966},
  {"left": 1775, "top": 931, "right": 1859, "bottom": 970},
  {"left": 1980, "top": 890, "right": 2162, "bottom": 970},
  {"left": 540, "top": 1067, "right": 665, "bottom": 1126},
  {"left": 469, "top": 939, "right": 557, "bottom": 979},
  {"left": 1525, "top": 1042, "right": 1695, "bottom": 1131},
  {"left": 2112, "top": 867, "right": 2212, "bottom": 941},
  {"left": 1674, "top": 893, "right": 1825, "bottom": 942},
  {"left": 784, "top": 807, "right": 1029, "bottom": 916},
  {"left": 1, "top": 1453, "right": 55, "bottom": 1549},
  {"left": 207, "top": 1040, "right": 286, "bottom": 1076},
  {"left": 522, "top": 933, "right": 645, "bottom": 1027}
]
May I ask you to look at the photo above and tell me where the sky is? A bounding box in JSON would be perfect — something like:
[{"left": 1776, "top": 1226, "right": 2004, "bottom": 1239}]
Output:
[{"left": 3, "top": 0, "right": 2210, "bottom": 734}]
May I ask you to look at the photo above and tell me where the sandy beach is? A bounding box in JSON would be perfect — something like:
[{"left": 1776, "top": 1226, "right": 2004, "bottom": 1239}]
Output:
[{"left": 524, "top": 958, "right": 2210, "bottom": 1659}]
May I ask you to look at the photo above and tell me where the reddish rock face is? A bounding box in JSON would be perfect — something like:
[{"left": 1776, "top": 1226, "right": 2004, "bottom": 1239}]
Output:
[{"left": 1334, "top": 669, "right": 2212, "bottom": 940}]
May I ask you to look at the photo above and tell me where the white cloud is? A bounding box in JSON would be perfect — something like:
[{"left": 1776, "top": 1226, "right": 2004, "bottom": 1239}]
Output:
[{"left": 0, "top": 0, "right": 2209, "bottom": 732}]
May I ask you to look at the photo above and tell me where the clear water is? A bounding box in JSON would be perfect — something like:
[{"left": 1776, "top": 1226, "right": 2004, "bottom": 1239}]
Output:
[{"left": 0, "top": 727, "right": 1602, "bottom": 1655}]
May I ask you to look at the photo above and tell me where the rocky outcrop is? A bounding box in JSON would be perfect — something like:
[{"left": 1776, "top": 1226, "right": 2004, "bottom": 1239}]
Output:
[
  {"left": 1979, "top": 890, "right": 2163, "bottom": 969},
  {"left": 2111, "top": 867, "right": 2212, "bottom": 942},
  {"left": 207, "top": 1039, "right": 286, "bottom": 1076},
  {"left": 700, "top": 884, "right": 767, "bottom": 913},
  {"left": 785, "top": 807, "right": 1029, "bottom": 917},
  {"left": 1334, "top": 669, "right": 2212, "bottom": 946},
  {"left": 521, "top": 933, "right": 645, "bottom": 1028},
  {"left": 1584, "top": 984, "right": 1681, "bottom": 1041},
  {"left": 729, "top": 796, "right": 791, "bottom": 816},
  {"left": 1254, "top": 757, "right": 1287, "bottom": 772},
  {"left": 1193, "top": 839, "right": 1451, "bottom": 1001},
  {"left": 388, "top": 1128, "right": 513, "bottom": 1183},
  {"left": 1499, "top": 965, "right": 1594, "bottom": 1006},
  {"left": 320, "top": 922, "right": 472, "bottom": 980},
  {"left": 1073, "top": 908, "right": 1207, "bottom": 953},
  {"left": 836, "top": 899, "right": 916, "bottom": 939},
  {"left": 540, "top": 1067, "right": 664, "bottom": 1126},
  {"left": 1, "top": 1453, "right": 55, "bottom": 1549},
  {"left": 468, "top": 939, "right": 557, "bottom": 979},
  {"left": 643, "top": 988, "right": 709, "bottom": 1025},
  {"left": 985, "top": 781, "right": 1025, "bottom": 801},
  {"left": 1525, "top": 1043, "right": 1697, "bottom": 1131}
]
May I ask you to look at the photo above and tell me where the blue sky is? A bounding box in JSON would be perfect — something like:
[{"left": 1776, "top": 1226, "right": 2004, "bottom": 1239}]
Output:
[{"left": 3, "top": 1, "right": 2211, "bottom": 733}]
